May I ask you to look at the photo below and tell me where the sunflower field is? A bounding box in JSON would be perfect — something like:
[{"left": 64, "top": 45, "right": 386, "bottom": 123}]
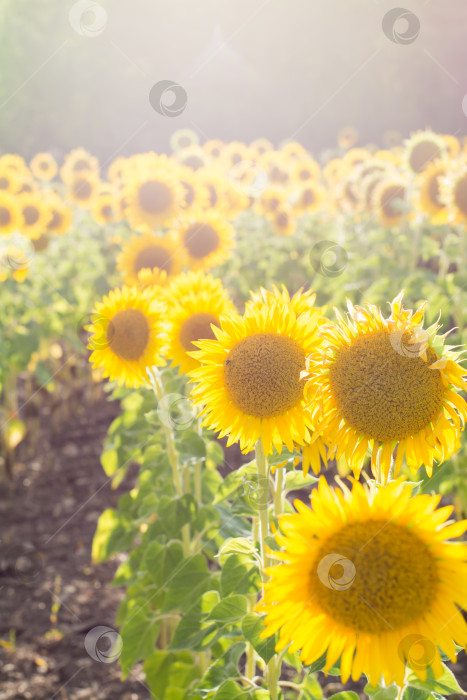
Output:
[{"left": 3, "top": 122, "right": 467, "bottom": 700}]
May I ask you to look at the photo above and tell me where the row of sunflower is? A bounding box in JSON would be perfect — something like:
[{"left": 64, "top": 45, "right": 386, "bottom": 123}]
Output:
[{"left": 2, "top": 129, "right": 467, "bottom": 697}]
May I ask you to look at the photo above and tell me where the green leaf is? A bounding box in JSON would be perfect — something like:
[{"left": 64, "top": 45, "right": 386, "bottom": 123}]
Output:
[
  {"left": 169, "top": 611, "right": 219, "bottom": 651},
  {"left": 364, "top": 683, "right": 398, "bottom": 700},
  {"left": 213, "top": 680, "right": 250, "bottom": 699},
  {"left": 142, "top": 540, "right": 185, "bottom": 589},
  {"left": 327, "top": 693, "right": 361, "bottom": 700},
  {"left": 218, "top": 537, "right": 257, "bottom": 558},
  {"left": 304, "top": 651, "right": 327, "bottom": 673},
  {"left": 162, "top": 554, "right": 214, "bottom": 613},
  {"left": 406, "top": 663, "right": 466, "bottom": 696},
  {"left": 285, "top": 470, "right": 319, "bottom": 491},
  {"left": 178, "top": 430, "right": 206, "bottom": 460},
  {"left": 198, "top": 642, "right": 246, "bottom": 693},
  {"left": 91, "top": 508, "right": 135, "bottom": 563},
  {"left": 402, "top": 688, "right": 432, "bottom": 700},
  {"left": 241, "top": 613, "right": 277, "bottom": 664},
  {"left": 208, "top": 595, "right": 247, "bottom": 623},
  {"left": 119, "top": 610, "right": 160, "bottom": 677},
  {"left": 220, "top": 554, "right": 260, "bottom": 596}
]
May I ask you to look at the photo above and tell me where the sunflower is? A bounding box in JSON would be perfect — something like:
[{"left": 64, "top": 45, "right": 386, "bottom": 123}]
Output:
[
  {"left": 170, "top": 128, "right": 199, "bottom": 152},
  {"left": 91, "top": 193, "right": 121, "bottom": 225},
  {"left": 0, "top": 192, "right": 21, "bottom": 235},
  {"left": 338, "top": 126, "right": 359, "bottom": 149},
  {"left": 373, "top": 177, "right": 408, "bottom": 227},
  {"left": 442, "top": 134, "right": 460, "bottom": 158},
  {"left": 250, "top": 138, "right": 274, "bottom": 158},
  {"left": 247, "top": 285, "right": 320, "bottom": 318},
  {"left": 176, "top": 146, "right": 208, "bottom": 171},
  {"left": 195, "top": 169, "right": 226, "bottom": 211},
  {"left": 259, "top": 153, "right": 289, "bottom": 186},
  {"left": 166, "top": 272, "right": 236, "bottom": 375},
  {"left": 107, "top": 157, "right": 129, "bottom": 183},
  {"left": 291, "top": 158, "right": 321, "bottom": 185},
  {"left": 66, "top": 172, "right": 100, "bottom": 209},
  {"left": 189, "top": 298, "right": 323, "bottom": 455},
  {"left": 0, "top": 168, "right": 21, "bottom": 195},
  {"left": 122, "top": 168, "right": 184, "bottom": 230},
  {"left": 117, "top": 232, "right": 183, "bottom": 285},
  {"left": 280, "top": 141, "right": 309, "bottom": 161},
  {"left": 30, "top": 153, "right": 58, "bottom": 181},
  {"left": 257, "top": 187, "right": 287, "bottom": 216},
  {"left": 0, "top": 154, "right": 29, "bottom": 176},
  {"left": 45, "top": 193, "right": 73, "bottom": 236},
  {"left": 439, "top": 166, "right": 467, "bottom": 224},
  {"left": 87, "top": 285, "right": 168, "bottom": 388},
  {"left": 176, "top": 210, "right": 235, "bottom": 270},
  {"left": 60, "top": 148, "right": 100, "bottom": 182},
  {"left": 292, "top": 182, "right": 327, "bottom": 215},
  {"left": 417, "top": 160, "right": 449, "bottom": 224},
  {"left": 405, "top": 131, "right": 447, "bottom": 174},
  {"left": 258, "top": 477, "right": 467, "bottom": 686},
  {"left": 221, "top": 141, "right": 252, "bottom": 170},
  {"left": 304, "top": 292, "right": 467, "bottom": 482},
  {"left": 323, "top": 158, "right": 344, "bottom": 185},
  {"left": 268, "top": 206, "right": 296, "bottom": 236},
  {"left": 202, "top": 139, "right": 225, "bottom": 160},
  {"left": 342, "top": 148, "right": 371, "bottom": 170},
  {"left": 18, "top": 193, "right": 51, "bottom": 239},
  {"left": 178, "top": 166, "right": 209, "bottom": 211}
]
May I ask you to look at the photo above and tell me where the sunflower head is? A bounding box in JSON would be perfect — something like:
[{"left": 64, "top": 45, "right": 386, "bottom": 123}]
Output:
[
  {"left": 304, "top": 291, "right": 467, "bottom": 481},
  {"left": 67, "top": 172, "right": 101, "bottom": 209},
  {"left": 122, "top": 165, "right": 184, "bottom": 230},
  {"left": 170, "top": 128, "right": 199, "bottom": 152},
  {"left": 405, "top": 131, "right": 447, "bottom": 174},
  {"left": 417, "top": 159, "right": 448, "bottom": 224},
  {"left": 60, "top": 148, "right": 100, "bottom": 182},
  {"left": 18, "top": 193, "right": 51, "bottom": 239},
  {"left": 259, "top": 476, "right": 467, "bottom": 686},
  {"left": 338, "top": 125, "right": 359, "bottom": 149},
  {"left": 30, "top": 153, "right": 58, "bottom": 181},
  {"left": 117, "top": 232, "right": 183, "bottom": 285},
  {"left": 0, "top": 192, "right": 21, "bottom": 235},
  {"left": 189, "top": 297, "right": 323, "bottom": 454},
  {"left": 439, "top": 165, "right": 467, "bottom": 224},
  {"left": 373, "top": 177, "right": 409, "bottom": 227},
  {"left": 87, "top": 285, "right": 168, "bottom": 388},
  {"left": 175, "top": 210, "right": 235, "bottom": 270}
]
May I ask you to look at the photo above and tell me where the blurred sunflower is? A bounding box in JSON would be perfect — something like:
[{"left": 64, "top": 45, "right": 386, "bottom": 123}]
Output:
[
  {"left": 176, "top": 146, "right": 208, "bottom": 171},
  {"left": 202, "top": 139, "right": 225, "bottom": 160},
  {"left": 60, "top": 148, "right": 100, "bottom": 182},
  {"left": 179, "top": 167, "right": 209, "bottom": 211},
  {"left": 176, "top": 210, "right": 234, "bottom": 270},
  {"left": 107, "top": 157, "right": 129, "bottom": 183},
  {"left": 0, "top": 168, "right": 21, "bottom": 195},
  {"left": 67, "top": 172, "right": 100, "bottom": 209},
  {"left": 268, "top": 206, "right": 296, "bottom": 236},
  {"left": 0, "top": 154, "right": 29, "bottom": 176},
  {"left": 0, "top": 192, "right": 21, "bottom": 234},
  {"left": 258, "top": 187, "right": 287, "bottom": 216},
  {"left": 280, "top": 141, "right": 309, "bottom": 161},
  {"left": 123, "top": 169, "right": 184, "bottom": 230},
  {"left": 166, "top": 272, "right": 236, "bottom": 375},
  {"left": 292, "top": 182, "right": 327, "bottom": 215},
  {"left": 258, "top": 477, "right": 467, "bottom": 686},
  {"left": 417, "top": 160, "right": 449, "bottom": 224},
  {"left": 304, "top": 292, "right": 467, "bottom": 481},
  {"left": 249, "top": 138, "right": 274, "bottom": 158},
  {"left": 442, "top": 134, "right": 460, "bottom": 158},
  {"left": 91, "top": 193, "right": 121, "bottom": 225},
  {"left": 405, "top": 131, "right": 447, "bottom": 174},
  {"left": 170, "top": 128, "right": 199, "bottom": 152},
  {"left": 30, "top": 153, "right": 58, "bottom": 181},
  {"left": 117, "top": 232, "right": 182, "bottom": 285},
  {"left": 439, "top": 166, "right": 467, "bottom": 224},
  {"left": 87, "top": 285, "right": 168, "bottom": 388},
  {"left": 45, "top": 193, "right": 73, "bottom": 236},
  {"left": 247, "top": 284, "right": 320, "bottom": 318},
  {"left": 291, "top": 158, "right": 321, "bottom": 184},
  {"left": 373, "top": 177, "right": 408, "bottom": 227},
  {"left": 323, "top": 158, "right": 343, "bottom": 185},
  {"left": 338, "top": 125, "right": 359, "bottom": 149},
  {"left": 221, "top": 141, "right": 252, "bottom": 170},
  {"left": 189, "top": 298, "right": 323, "bottom": 454},
  {"left": 342, "top": 148, "right": 371, "bottom": 170},
  {"left": 18, "top": 193, "right": 51, "bottom": 239}
]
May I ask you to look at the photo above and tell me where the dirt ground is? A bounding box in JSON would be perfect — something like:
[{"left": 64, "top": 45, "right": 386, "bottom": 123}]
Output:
[{"left": 1, "top": 384, "right": 467, "bottom": 700}]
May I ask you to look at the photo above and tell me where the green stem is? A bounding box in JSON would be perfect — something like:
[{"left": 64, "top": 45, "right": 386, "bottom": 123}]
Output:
[
  {"left": 149, "top": 368, "right": 191, "bottom": 557},
  {"left": 273, "top": 467, "right": 284, "bottom": 518},
  {"left": 255, "top": 440, "right": 279, "bottom": 700}
]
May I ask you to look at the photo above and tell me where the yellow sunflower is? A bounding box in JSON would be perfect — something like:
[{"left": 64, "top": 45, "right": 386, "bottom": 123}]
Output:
[
  {"left": 247, "top": 285, "right": 320, "bottom": 318},
  {"left": 304, "top": 292, "right": 467, "bottom": 482},
  {"left": 257, "top": 187, "right": 287, "bottom": 217},
  {"left": 189, "top": 298, "right": 323, "bottom": 455},
  {"left": 0, "top": 167, "right": 21, "bottom": 195},
  {"left": 18, "top": 193, "right": 51, "bottom": 239},
  {"left": 280, "top": 141, "right": 309, "bottom": 161},
  {"left": 249, "top": 138, "right": 274, "bottom": 158},
  {"left": 166, "top": 272, "right": 236, "bottom": 375},
  {"left": 60, "top": 148, "right": 100, "bottom": 182},
  {"left": 87, "top": 285, "right": 168, "bottom": 388},
  {"left": 176, "top": 210, "right": 235, "bottom": 270},
  {"left": 117, "top": 232, "right": 183, "bottom": 285},
  {"left": 66, "top": 172, "right": 100, "bottom": 209},
  {"left": 91, "top": 193, "right": 121, "bottom": 225},
  {"left": 176, "top": 146, "right": 208, "bottom": 171},
  {"left": 442, "top": 134, "right": 460, "bottom": 158},
  {"left": 107, "top": 157, "right": 129, "bottom": 183},
  {"left": 122, "top": 168, "right": 184, "bottom": 230},
  {"left": 45, "top": 193, "right": 73, "bottom": 236},
  {"left": 291, "top": 158, "right": 321, "bottom": 184},
  {"left": 0, "top": 192, "right": 21, "bottom": 235},
  {"left": 417, "top": 160, "right": 449, "bottom": 224},
  {"left": 342, "top": 148, "right": 371, "bottom": 170},
  {"left": 0, "top": 154, "right": 29, "bottom": 176},
  {"left": 170, "top": 128, "right": 199, "bottom": 152},
  {"left": 439, "top": 166, "right": 467, "bottom": 224},
  {"left": 268, "top": 206, "right": 296, "bottom": 236},
  {"left": 202, "top": 139, "right": 225, "bottom": 160},
  {"left": 291, "top": 182, "right": 327, "bottom": 215},
  {"left": 405, "top": 131, "right": 447, "bottom": 174},
  {"left": 372, "top": 177, "right": 408, "bottom": 227},
  {"left": 323, "top": 158, "right": 344, "bottom": 185},
  {"left": 338, "top": 125, "right": 359, "bottom": 149},
  {"left": 30, "top": 153, "right": 58, "bottom": 181},
  {"left": 258, "top": 477, "right": 467, "bottom": 686},
  {"left": 178, "top": 166, "right": 210, "bottom": 212}
]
